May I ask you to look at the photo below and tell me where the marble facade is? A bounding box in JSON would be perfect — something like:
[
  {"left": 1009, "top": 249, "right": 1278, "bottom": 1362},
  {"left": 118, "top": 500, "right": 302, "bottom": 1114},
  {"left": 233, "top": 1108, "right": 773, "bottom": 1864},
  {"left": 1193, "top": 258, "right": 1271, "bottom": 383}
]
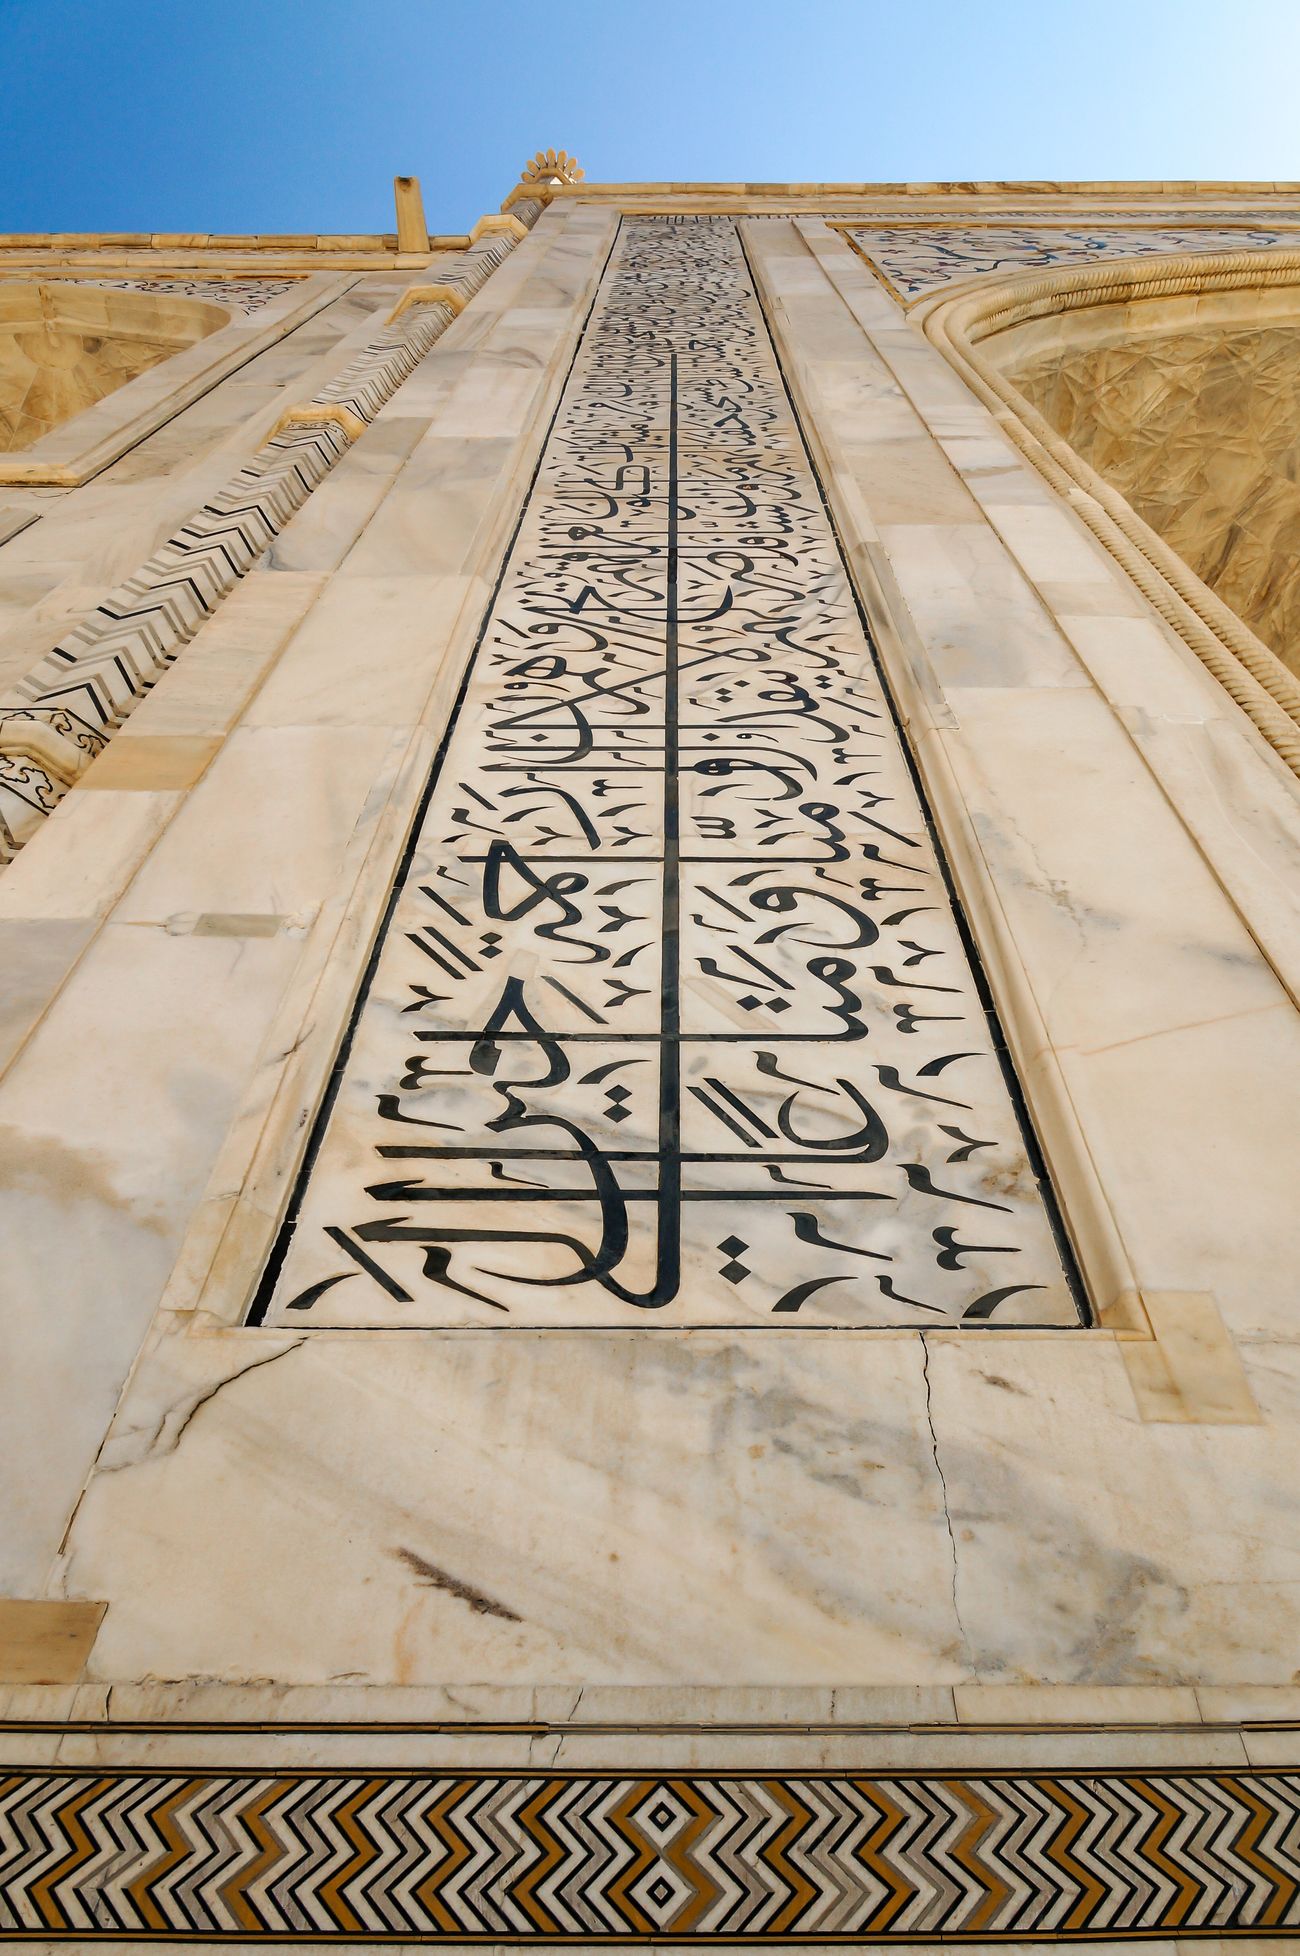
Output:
[{"left": 2, "top": 163, "right": 1300, "bottom": 1947}]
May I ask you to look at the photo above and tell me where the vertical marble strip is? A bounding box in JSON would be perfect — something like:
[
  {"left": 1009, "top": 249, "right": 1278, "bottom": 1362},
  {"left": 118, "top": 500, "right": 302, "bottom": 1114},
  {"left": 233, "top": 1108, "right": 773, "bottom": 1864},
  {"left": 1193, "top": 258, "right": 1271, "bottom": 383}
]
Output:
[{"left": 253, "top": 217, "right": 1082, "bottom": 1331}]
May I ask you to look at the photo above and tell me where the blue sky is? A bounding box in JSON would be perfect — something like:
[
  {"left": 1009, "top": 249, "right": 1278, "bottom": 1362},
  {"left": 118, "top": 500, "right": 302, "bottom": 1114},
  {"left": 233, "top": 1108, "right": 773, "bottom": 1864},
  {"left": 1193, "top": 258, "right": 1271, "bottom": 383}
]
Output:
[{"left": 2, "top": 0, "right": 1298, "bottom": 235}]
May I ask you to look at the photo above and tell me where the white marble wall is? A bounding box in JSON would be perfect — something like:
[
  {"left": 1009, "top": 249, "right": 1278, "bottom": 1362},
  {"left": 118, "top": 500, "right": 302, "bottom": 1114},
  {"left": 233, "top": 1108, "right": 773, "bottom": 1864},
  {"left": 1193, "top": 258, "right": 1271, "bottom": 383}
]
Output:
[
  {"left": 0, "top": 205, "right": 617, "bottom": 1596},
  {"left": 2, "top": 195, "right": 1299, "bottom": 1723}
]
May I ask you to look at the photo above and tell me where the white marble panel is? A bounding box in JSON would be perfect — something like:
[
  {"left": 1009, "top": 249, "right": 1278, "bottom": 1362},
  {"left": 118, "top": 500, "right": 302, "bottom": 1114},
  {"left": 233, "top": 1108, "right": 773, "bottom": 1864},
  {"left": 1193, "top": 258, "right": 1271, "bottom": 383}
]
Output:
[
  {"left": 924, "top": 1336, "right": 1300, "bottom": 1683},
  {"left": 112, "top": 725, "right": 409, "bottom": 925},
  {"left": 241, "top": 575, "right": 482, "bottom": 730},
  {"left": 0, "top": 925, "right": 302, "bottom": 1592},
  {"left": 0, "top": 789, "right": 180, "bottom": 922},
  {"left": 65, "top": 1326, "right": 962, "bottom": 1686},
  {"left": 0, "top": 917, "right": 94, "bottom": 1074},
  {"left": 262, "top": 418, "right": 433, "bottom": 575},
  {"left": 337, "top": 436, "right": 520, "bottom": 577},
  {"left": 120, "top": 569, "right": 325, "bottom": 738},
  {"left": 876, "top": 523, "right": 1090, "bottom": 691}
]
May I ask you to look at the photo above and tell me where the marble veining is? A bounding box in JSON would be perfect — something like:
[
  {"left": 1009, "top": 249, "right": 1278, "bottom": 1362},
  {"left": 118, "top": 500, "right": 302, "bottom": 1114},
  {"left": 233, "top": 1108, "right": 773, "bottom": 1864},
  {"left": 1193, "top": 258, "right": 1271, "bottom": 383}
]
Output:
[{"left": 253, "top": 217, "right": 1081, "bottom": 1331}]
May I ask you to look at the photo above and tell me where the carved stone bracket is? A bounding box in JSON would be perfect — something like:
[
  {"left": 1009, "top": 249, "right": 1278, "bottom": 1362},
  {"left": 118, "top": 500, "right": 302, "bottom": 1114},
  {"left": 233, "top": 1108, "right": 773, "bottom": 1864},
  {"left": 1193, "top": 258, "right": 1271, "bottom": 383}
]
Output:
[
  {"left": 470, "top": 213, "right": 529, "bottom": 245},
  {"left": 387, "top": 282, "right": 470, "bottom": 323}
]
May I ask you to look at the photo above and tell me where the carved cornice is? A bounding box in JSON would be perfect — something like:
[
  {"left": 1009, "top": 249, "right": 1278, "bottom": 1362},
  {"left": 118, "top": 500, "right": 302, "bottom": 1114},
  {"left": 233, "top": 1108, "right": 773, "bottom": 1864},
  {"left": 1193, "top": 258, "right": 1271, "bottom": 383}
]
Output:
[
  {"left": 0, "top": 715, "right": 85, "bottom": 784},
  {"left": 268, "top": 401, "right": 368, "bottom": 443}
]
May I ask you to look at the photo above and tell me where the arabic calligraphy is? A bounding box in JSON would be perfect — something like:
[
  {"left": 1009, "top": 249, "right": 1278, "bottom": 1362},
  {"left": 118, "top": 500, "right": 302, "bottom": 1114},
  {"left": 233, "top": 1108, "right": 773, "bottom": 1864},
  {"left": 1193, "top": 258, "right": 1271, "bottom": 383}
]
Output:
[
  {"left": 251, "top": 217, "right": 1083, "bottom": 1329},
  {"left": 839, "top": 226, "right": 1290, "bottom": 300}
]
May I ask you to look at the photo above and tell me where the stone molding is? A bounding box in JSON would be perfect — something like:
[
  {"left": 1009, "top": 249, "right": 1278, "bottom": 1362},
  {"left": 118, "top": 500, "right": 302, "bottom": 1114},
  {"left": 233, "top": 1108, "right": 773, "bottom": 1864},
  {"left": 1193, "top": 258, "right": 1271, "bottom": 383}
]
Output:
[
  {"left": 0, "top": 712, "right": 83, "bottom": 782},
  {"left": 0, "top": 202, "right": 545, "bottom": 866},
  {"left": 470, "top": 211, "right": 530, "bottom": 244},
  {"left": 921, "top": 249, "right": 1300, "bottom": 776},
  {"left": 9, "top": 1675, "right": 1300, "bottom": 1730}
]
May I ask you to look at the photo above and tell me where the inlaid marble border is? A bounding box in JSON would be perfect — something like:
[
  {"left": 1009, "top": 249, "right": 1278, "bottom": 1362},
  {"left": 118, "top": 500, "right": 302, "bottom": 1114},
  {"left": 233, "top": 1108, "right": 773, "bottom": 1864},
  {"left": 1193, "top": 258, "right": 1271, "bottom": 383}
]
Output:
[
  {"left": 2, "top": 1762, "right": 1298, "bottom": 1940},
  {"left": 834, "top": 225, "right": 1300, "bottom": 303},
  {"left": 72, "top": 276, "right": 299, "bottom": 315}
]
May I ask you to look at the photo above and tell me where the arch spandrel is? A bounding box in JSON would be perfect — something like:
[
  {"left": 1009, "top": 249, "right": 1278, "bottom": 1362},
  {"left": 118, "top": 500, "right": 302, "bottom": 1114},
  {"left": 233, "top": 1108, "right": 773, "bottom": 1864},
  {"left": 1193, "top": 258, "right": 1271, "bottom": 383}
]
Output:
[
  {"left": 921, "top": 250, "right": 1300, "bottom": 771},
  {"left": 1001, "top": 296, "right": 1300, "bottom": 681},
  {"left": 0, "top": 278, "right": 229, "bottom": 451}
]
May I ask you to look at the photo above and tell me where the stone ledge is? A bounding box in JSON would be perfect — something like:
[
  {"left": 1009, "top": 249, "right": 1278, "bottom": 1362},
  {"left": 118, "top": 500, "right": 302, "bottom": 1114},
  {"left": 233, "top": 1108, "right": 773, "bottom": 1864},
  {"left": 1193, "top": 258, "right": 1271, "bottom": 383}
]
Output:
[{"left": 7, "top": 1678, "right": 1300, "bottom": 1731}]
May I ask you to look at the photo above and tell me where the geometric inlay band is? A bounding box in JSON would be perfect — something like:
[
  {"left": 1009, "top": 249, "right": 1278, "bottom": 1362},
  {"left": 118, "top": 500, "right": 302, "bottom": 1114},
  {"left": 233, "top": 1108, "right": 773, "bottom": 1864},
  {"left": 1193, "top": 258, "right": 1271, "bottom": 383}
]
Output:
[
  {"left": 252, "top": 216, "right": 1082, "bottom": 1329},
  {"left": 2, "top": 1766, "right": 1298, "bottom": 1939}
]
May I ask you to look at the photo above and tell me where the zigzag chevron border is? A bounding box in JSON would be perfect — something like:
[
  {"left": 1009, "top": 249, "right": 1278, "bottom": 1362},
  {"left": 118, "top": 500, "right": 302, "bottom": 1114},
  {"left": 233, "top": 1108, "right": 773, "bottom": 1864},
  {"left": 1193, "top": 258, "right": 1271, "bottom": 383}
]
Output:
[
  {"left": 0, "top": 199, "right": 545, "bottom": 868},
  {"left": 2, "top": 1765, "right": 1299, "bottom": 1939}
]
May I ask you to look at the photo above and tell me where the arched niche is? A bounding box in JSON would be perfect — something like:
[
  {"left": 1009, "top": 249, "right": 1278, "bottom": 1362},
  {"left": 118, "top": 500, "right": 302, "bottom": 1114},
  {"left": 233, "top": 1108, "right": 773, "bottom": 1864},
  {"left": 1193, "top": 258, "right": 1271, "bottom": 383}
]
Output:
[
  {"left": 0, "top": 280, "right": 229, "bottom": 451},
  {"left": 924, "top": 252, "right": 1300, "bottom": 774}
]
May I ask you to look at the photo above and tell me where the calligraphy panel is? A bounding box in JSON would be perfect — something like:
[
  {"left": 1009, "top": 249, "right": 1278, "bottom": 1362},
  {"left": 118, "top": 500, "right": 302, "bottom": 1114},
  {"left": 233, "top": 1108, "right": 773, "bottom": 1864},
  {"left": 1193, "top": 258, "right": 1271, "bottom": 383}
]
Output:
[
  {"left": 838, "top": 225, "right": 1291, "bottom": 300},
  {"left": 251, "top": 218, "right": 1084, "bottom": 1329}
]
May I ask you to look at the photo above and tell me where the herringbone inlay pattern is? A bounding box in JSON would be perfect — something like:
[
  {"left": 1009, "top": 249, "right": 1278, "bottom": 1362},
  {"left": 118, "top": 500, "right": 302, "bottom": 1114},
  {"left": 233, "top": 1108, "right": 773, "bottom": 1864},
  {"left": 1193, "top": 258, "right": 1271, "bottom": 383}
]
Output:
[{"left": 2, "top": 1766, "right": 1298, "bottom": 1939}]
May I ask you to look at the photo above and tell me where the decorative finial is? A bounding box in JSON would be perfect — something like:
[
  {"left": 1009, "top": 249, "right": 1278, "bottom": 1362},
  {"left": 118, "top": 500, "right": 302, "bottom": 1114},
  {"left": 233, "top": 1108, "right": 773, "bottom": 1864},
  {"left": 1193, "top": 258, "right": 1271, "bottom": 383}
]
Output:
[{"left": 521, "top": 148, "right": 585, "bottom": 187}]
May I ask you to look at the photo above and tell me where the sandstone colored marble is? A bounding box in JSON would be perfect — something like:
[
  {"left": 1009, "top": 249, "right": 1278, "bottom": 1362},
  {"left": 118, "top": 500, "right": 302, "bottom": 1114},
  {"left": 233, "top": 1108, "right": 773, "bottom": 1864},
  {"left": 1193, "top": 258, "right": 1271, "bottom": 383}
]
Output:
[
  {"left": 0, "top": 280, "right": 226, "bottom": 450},
  {"left": 0, "top": 1599, "right": 104, "bottom": 1683},
  {"left": 1007, "top": 310, "right": 1300, "bottom": 677}
]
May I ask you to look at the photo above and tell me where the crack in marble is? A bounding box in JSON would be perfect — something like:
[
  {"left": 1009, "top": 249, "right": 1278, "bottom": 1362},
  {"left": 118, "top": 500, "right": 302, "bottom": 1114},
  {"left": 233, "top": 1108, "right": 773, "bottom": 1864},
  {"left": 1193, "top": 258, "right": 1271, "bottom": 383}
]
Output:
[
  {"left": 920, "top": 1335, "right": 974, "bottom": 1678},
  {"left": 109, "top": 1340, "right": 307, "bottom": 1471}
]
